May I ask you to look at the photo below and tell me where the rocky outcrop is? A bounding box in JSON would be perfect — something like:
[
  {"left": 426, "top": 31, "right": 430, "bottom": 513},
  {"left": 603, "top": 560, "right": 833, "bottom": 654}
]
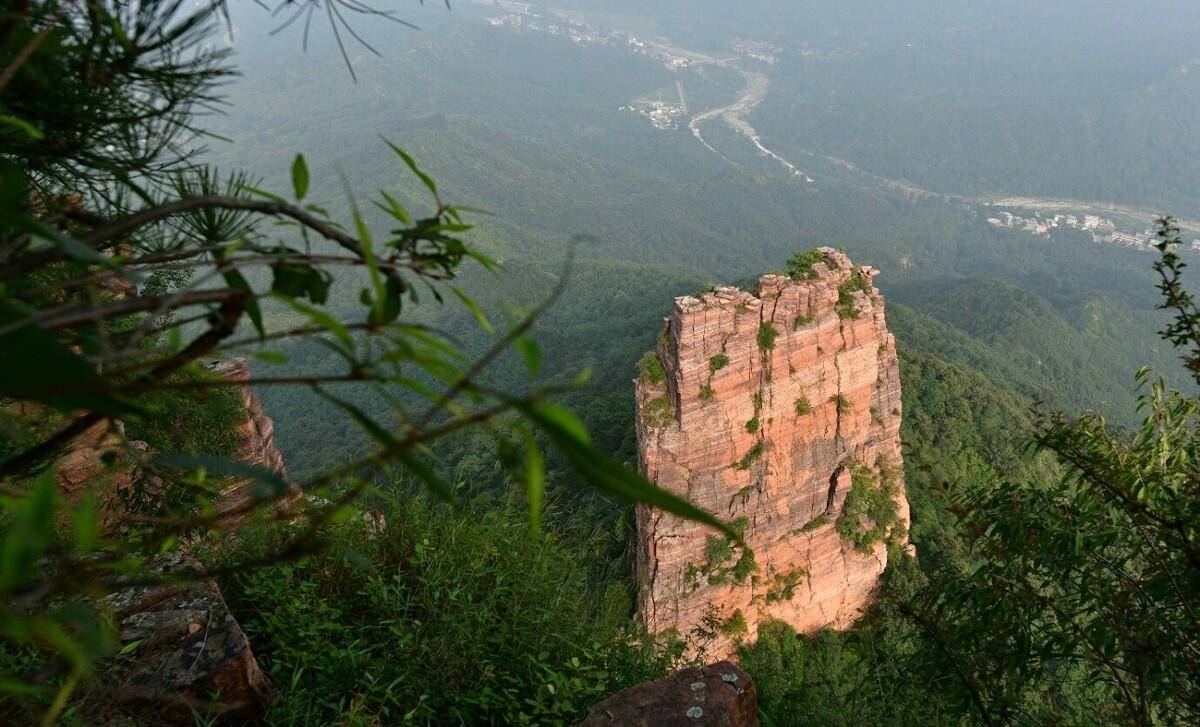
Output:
[
  {"left": 581, "top": 661, "right": 758, "bottom": 727},
  {"left": 634, "top": 248, "right": 909, "bottom": 657},
  {"left": 79, "top": 555, "right": 277, "bottom": 724}
]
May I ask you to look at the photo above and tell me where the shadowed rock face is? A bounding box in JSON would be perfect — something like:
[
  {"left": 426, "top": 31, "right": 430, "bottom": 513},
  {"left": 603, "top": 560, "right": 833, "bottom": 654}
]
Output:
[
  {"left": 205, "top": 357, "right": 297, "bottom": 516},
  {"left": 634, "top": 248, "right": 909, "bottom": 657}
]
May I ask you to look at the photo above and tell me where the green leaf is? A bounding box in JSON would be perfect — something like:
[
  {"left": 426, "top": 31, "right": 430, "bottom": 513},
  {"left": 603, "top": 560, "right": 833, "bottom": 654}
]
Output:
[
  {"left": 153, "top": 455, "right": 291, "bottom": 501},
  {"left": 450, "top": 286, "right": 492, "bottom": 333},
  {"left": 0, "top": 114, "right": 44, "bottom": 140},
  {"left": 518, "top": 401, "right": 740, "bottom": 543},
  {"left": 0, "top": 304, "right": 142, "bottom": 415},
  {"left": 522, "top": 429, "right": 544, "bottom": 533},
  {"left": 291, "top": 154, "right": 310, "bottom": 200},
  {"left": 381, "top": 137, "right": 439, "bottom": 199},
  {"left": 517, "top": 335, "right": 541, "bottom": 377},
  {"left": 243, "top": 185, "right": 288, "bottom": 205},
  {"left": 251, "top": 350, "right": 289, "bottom": 364},
  {"left": 71, "top": 496, "right": 99, "bottom": 553},
  {"left": 375, "top": 190, "right": 412, "bottom": 225},
  {"left": 219, "top": 265, "right": 263, "bottom": 338}
]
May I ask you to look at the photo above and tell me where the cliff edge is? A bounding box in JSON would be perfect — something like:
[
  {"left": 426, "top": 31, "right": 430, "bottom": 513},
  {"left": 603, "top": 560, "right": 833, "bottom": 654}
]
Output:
[{"left": 634, "top": 248, "right": 909, "bottom": 656}]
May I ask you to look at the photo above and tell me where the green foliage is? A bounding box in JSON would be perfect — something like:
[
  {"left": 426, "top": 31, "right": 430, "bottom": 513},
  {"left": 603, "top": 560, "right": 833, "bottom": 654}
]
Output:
[
  {"left": 207, "top": 498, "right": 683, "bottom": 724},
  {"left": 745, "top": 417, "right": 760, "bottom": 434},
  {"left": 830, "top": 394, "right": 852, "bottom": 413},
  {"left": 637, "top": 349, "right": 666, "bottom": 384},
  {"left": 757, "top": 321, "right": 780, "bottom": 351},
  {"left": 765, "top": 569, "right": 808, "bottom": 605},
  {"left": 734, "top": 442, "right": 764, "bottom": 470},
  {"left": 705, "top": 535, "right": 734, "bottom": 569},
  {"left": 792, "top": 313, "right": 813, "bottom": 330},
  {"left": 794, "top": 396, "right": 813, "bottom": 416},
  {"left": 123, "top": 372, "right": 243, "bottom": 458},
  {"left": 786, "top": 248, "right": 832, "bottom": 280},
  {"left": 721, "top": 609, "right": 748, "bottom": 637},
  {"left": 708, "top": 354, "right": 729, "bottom": 374},
  {"left": 699, "top": 384, "right": 715, "bottom": 400},
  {"left": 799, "top": 513, "right": 829, "bottom": 533},
  {"left": 836, "top": 268, "right": 872, "bottom": 320},
  {"left": 640, "top": 394, "right": 674, "bottom": 428},
  {"left": 835, "top": 463, "right": 901, "bottom": 553}
]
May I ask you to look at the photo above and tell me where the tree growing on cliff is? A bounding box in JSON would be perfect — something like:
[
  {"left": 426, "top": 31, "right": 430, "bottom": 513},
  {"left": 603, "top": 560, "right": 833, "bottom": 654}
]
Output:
[{"left": 0, "top": 2, "right": 738, "bottom": 720}]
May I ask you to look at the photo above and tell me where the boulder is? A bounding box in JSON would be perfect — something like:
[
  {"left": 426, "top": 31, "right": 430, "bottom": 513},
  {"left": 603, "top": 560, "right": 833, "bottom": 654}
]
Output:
[{"left": 581, "top": 661, "right": 758, "bottom": 727}]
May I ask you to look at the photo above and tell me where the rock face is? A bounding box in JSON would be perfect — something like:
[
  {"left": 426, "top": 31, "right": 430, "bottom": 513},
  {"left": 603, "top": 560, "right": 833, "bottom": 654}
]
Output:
[
  {"left": 82, "top": 555, "right": 277, "bottom": 724},
  {"left": 205, "top": 357, "right": 295, "bottom": 516},
  {"left": 581, "top": 661, "right": 758, "bottom": 727},
  {"left": 634, "top": 248, "right": 909, "bottom": 657}
]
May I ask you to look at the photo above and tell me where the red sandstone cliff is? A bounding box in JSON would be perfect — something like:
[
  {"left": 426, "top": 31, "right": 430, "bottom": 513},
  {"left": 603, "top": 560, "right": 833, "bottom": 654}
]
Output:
[
  {"left": 634, "top": 248, "right": 909, "bottom": 657},
  {"left": 205, "top": 357, "right": 295, "bottom": 516}
]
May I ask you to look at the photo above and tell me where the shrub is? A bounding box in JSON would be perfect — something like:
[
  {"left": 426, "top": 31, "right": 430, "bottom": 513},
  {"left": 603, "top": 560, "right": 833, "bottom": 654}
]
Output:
[
  {"left": 709, "top": 354, "right": 730, "bottom": 374},
  {"left": 786, "top": 248, "right": 830, "bottom": 280},
  {"left": 757, "top": 322, "right": 780, "bottom": 351},
  {"left": 795, "top": 396, "right": 813, "bottom": 416},
  {"left": 637, "top": 349, "right": 666, "bottom": 384},
  {"left": 205, "top": 499, "right": 682, "bottom": 725},
  {"left": 699, "top": 384, "right": 715, "bottom": 400},
  {"left": 830, "top": 394, "right": 852, "bottom": 413},
  {"left": 792, "top": 313, "right": 813, "bottom": 330},
  {"left": 124, "top": 370, "right": 244, "bottom": 458},
  {"left": 745, "top": 417, "right": 760, "bottom": 434},
  {"left": 735, "top": 442, "right": 764, "bottom": 470},
  {"left": 835, "top": 463, "right": 901, "bottom": 552},
  {"left": 836, "top": 268, "right": 872, "bottom": 320},
  {"left": 765, "top": 569, "right": 808, "bottom": 604},
  {"left": 722, "top": 610, "right": 749, "bottom": 637}
]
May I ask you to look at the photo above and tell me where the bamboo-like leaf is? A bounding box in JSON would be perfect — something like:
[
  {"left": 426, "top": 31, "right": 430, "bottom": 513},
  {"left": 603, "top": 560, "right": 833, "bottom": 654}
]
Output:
[
  {"left": 517, "top": 401, "right": 740, "bottom": 542},
  {"left": 291, "top": 154, "right": 310, "bottom": 200},
  {"left": 450, "top": 286, "right": 492, "bottom": 333},
  {"left": 381, "top": 137, "right": 439, "bottom": 199}
]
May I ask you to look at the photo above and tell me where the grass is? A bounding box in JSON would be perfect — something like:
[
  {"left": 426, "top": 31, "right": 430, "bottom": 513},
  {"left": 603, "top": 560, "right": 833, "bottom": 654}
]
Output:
[
  {"left": 206, "top": 498, "right": 684, "bottom": 725},
  {"left": 641, "top": 394, "right": 674, "bottom": 428},
  {"left": 830, "top": 394, "right": 852, "bottom": 413},
  {"left": 799, "top": 514, "right": 830, "bottom": 533}
]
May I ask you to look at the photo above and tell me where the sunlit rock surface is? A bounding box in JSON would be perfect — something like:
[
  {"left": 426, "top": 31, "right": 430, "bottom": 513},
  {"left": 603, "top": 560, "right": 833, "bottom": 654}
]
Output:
[{"left": 634, "top": 249, "right": 909, "bottom": 657}]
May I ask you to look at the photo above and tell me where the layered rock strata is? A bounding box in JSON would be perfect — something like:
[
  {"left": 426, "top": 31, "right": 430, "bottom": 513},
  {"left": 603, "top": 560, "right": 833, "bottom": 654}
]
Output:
[
  {"left": 634, "top": 248, "right": 909, "bottom": 657},
  {"left": 205, "top": 357, "right": 296, "bottom": 516}
]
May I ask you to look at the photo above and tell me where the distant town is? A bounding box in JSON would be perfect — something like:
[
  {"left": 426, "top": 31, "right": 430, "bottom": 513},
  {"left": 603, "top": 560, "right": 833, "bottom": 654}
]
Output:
[{"left": 984, "top": 208, "right": 1200, "bottom": 252}]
